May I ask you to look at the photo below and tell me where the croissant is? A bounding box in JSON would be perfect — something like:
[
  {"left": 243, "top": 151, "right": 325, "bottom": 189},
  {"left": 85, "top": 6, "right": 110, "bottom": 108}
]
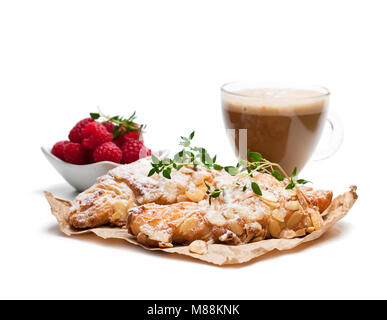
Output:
[{"left": 69, "top": 157, "right": 332, "bottom": 248}]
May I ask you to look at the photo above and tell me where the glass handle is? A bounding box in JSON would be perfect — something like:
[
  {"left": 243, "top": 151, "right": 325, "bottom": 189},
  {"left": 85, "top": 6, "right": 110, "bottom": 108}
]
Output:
[{"left": 313, "top": 112, "right": 344, "bottom": 161}]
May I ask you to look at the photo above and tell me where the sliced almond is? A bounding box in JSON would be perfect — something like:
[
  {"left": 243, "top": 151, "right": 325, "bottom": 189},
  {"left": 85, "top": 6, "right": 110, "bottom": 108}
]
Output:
[
  {"left": 261, "top": 190, "right": 277, "bottom": 202},
  {"left": 286, "top": 210, "right": 304, "bottom": 229},
  {"left": 268, "top": 219, "right": 282, "bottom": 238},
  {"left": 192, "top": 172, "right": 205, "bottom": 186},
  {"left": 206, "top": 211, "right": 227, "bottom": 227},
  {"left": 280, "top": 229, "right": 297, "bottom": 239},
  {"left": 163, "top": 180, "right": 178, "bottom": 203},
  {"left": 285, "top": 201, "right": 300, "bottom": 211},
  {"left": 179, "top": 166, "right": 194, "bottom": 174},
  {"left": 189, "top": 240, "right": 208, "bottom": 255},
  {"left": 228, "top": 219, "right": 244, "bottom": 236},
  {"left": 177, "top": 216, "right": 199, "bottom": 238},
  {"left": 139, "top": 224, "right": 172, "bottom": 243},
  {"left": 222, "top": 208, "right": 235, "bottom": 219},
  {"left": 248, "top": 221, "right": 263, "bottom": 233},
  {"left": 237, "top": 207, "right": 263, "bottom": 222},
  {"left": 219, "top": 230, "right": 239, "bottom": 243},
  {"left": 303, "top": 215, "right": 313, "bottom": 228},
  {"left": 245, "top": 222, "right": 263, "bottom": 242},
  {"left": 295, "top": 228, "right": 306, "bottom": 237},
  {"left": 259, "top": 196, "right": 278, "bottom": 208},
  {"left": 185, "top": 186, "right": 206, "bottom": 202},
  {"left": 272, "top": 208, "right": 286, "bottom": 222},
  {"left": 310, "top": 210, "right": 323, "bottom": 230}
]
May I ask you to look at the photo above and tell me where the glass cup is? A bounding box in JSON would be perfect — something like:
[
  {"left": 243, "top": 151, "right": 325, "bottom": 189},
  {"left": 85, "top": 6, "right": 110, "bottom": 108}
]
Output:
[{"left": 221, "top": 81, "right": 343, "bottom": 174}]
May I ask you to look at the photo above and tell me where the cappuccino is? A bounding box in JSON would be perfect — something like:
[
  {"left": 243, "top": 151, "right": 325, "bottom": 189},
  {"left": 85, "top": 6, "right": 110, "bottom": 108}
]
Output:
[{"left": 221, "top": 88, "right": 329, "bottom": 174}]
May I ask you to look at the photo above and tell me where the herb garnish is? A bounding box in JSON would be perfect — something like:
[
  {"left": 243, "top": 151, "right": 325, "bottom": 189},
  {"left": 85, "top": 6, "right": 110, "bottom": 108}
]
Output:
[
  {"left": 148, "top": 132, "right": 311, "bottom": 205},
  {"left": 90, "top": 109, "right": 145, "bottom": 140}
]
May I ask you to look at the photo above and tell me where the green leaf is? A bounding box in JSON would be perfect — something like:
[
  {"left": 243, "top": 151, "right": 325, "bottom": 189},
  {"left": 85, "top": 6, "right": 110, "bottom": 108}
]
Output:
[
  {"left": 213, "top": 164, "right": 223, "bottom": 170},
  {"left": 251, "top": 182, "right": 262, "bottom": 196},
  {"left": 179, "top": 136, "right": 190, "bottom": 147},
  {"left": 242, "top": 185, "right": 247, "bottom": 192},
  {"left": 189, "top": 131, "right": 195, "bottom": 140},
  {"left": 180, "top": 140, "right": 190, "bottom": 147},
  {"left": 147, "top": 168, "right": 156, "bottom": 177},
  {"left": 151, "top": 154, "right": 160, "bottom": 164},
  {"left": 113, "top": 126, "right": 121, "bottom": 139},
  {"left": 189, "top": 152, "right": 195, "bottom": 161},
  {"left": 271, "top": 170, "right": 284, "bottom": 181},
  {"left": 224, "top": 166, "right": 239, "bottom": 176},
  {"left": 200, "top": 149, "right": 209, "bottom": 164},
  {"left": 162, "top": 168, "right": 171, "bottom": 179},
  {"left": 285, "top": 181, "right": 296, "bottom": 189},
  {"left": 212, "top": 189, "right": 221, "bottom": 198},
  {"left": 174, "top": 151, "right": 183, "bottom": 162},
  {"left": 296, "top": 179, "right": 311, "bottom": 185},
  {"left": 249, "top": 151, "right": 262, "bottom": 163},
  {"left": 90, "top": 112, "right": 100, "bottom": 120},
  {"left": 291, "top": 167, "right": 298, "bottom": 178}
]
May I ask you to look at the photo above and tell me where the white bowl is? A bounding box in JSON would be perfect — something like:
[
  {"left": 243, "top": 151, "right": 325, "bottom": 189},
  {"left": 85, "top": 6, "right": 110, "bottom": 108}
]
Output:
[{"left": 41, "top": 146, "right": 168, "bottom": 192}]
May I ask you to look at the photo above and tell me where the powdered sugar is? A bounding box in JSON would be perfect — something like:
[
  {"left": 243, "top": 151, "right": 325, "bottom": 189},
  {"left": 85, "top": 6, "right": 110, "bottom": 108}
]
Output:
[{"left": 70, "top": 157, "right": 330, "bottom": 244}]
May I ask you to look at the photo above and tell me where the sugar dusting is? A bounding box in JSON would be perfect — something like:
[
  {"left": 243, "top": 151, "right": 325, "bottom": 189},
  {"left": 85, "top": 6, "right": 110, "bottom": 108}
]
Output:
[{"left": 70, "top": 157, "right": 326, "bottom": 243}]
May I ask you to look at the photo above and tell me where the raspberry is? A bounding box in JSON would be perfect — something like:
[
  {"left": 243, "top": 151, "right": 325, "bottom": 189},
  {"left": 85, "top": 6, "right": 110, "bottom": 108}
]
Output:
[
  {"left": 52, "top": 141, "right": 70, "bottom": 160},
  {"left": 115, "top": 124, "right": 143, "bottom": 146},
  {"left": 63, "top": 142, "right": 88, "bottom": 165},
  {"left": 68, "top": 118, "right": 94, "bottom": 143},
  {"left": 81, "top": 122, "right": 113, "bottom": 151},
  {"left": 93, "top": 142, "right": 122, "bottom": 163},
  {"left": 117, "top": 131, "right": 143, "bottom": 146},
  {"left": 102, "top": 121, "right": 115, "bottom": 133},
  {"left": 112, "top": 140, "right": 121, "bottom": 148},
  {"left": 121, "top": 139, "right": 151, "bottom": 164}
]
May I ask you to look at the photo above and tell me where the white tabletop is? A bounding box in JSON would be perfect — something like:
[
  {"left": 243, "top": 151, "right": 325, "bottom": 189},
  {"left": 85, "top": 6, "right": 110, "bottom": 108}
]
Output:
[{"left": 0, "top": 0, "right": 386, "bottom": 299}]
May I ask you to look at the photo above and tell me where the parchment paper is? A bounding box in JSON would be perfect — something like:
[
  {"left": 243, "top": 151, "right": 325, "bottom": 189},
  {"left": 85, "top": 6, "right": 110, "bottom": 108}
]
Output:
[{"left": 44, "top": 186, "right": 357, "bottom": 265}]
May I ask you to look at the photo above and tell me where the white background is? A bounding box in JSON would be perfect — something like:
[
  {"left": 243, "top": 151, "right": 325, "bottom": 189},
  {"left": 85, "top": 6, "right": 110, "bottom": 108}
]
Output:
[{"left": 0, "top": 0, "right": 386, "bottom": 299}]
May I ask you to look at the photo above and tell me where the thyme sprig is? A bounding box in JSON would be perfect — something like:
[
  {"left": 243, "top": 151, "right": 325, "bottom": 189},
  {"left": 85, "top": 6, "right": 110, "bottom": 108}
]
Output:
[
  {"left": 148, "top": 131, "right": 218, "bottom": 179},
  {"left": 148, "top": 132, "right": 311, "bottom": 205},
  {"left": 90, "top": 109, "right": 145, "bottom": 139}
]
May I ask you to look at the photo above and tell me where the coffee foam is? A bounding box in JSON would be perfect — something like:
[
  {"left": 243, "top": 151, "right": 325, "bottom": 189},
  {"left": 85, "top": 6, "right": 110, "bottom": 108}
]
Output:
[{"left": 222, "top": 88, "right": 328, "bottom": 116}]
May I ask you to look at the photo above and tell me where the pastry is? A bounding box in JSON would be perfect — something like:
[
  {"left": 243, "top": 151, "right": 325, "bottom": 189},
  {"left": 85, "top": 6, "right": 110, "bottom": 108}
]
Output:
[{"left": 69, "top": 157, "right": 332, "bottom": 248}]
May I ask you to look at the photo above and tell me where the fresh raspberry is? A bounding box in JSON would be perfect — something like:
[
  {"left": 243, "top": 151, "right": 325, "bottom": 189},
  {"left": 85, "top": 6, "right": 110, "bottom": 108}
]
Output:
[
  {"left": 102, "top": 121, "right": 115, "bottom": 133},
  {"left": 68, "top": 118, "right": 94, "bottom": 143},
  {"left": 51, "top": 141, "right": 70, "bottom": 160},
  {"left": 112, "top": 140, "right": 121, "bottom": 148},
  {"left": 117, "top": 131, "right": 143, "bottom": 146},
  {"left": 63, "top": 142, "right": 88, "bottom": 165},
  {"left": 121, "top": 139, "right": 151, "bottom": 164},
  {"left": 114, "top": 124, "right": 142, "bottom": 145},
  {"left": 81, "top": 122, "right": 113, "bottom": 151},
  {"left": 92, "top": 142, "right": 122, "bottom": 163}
]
